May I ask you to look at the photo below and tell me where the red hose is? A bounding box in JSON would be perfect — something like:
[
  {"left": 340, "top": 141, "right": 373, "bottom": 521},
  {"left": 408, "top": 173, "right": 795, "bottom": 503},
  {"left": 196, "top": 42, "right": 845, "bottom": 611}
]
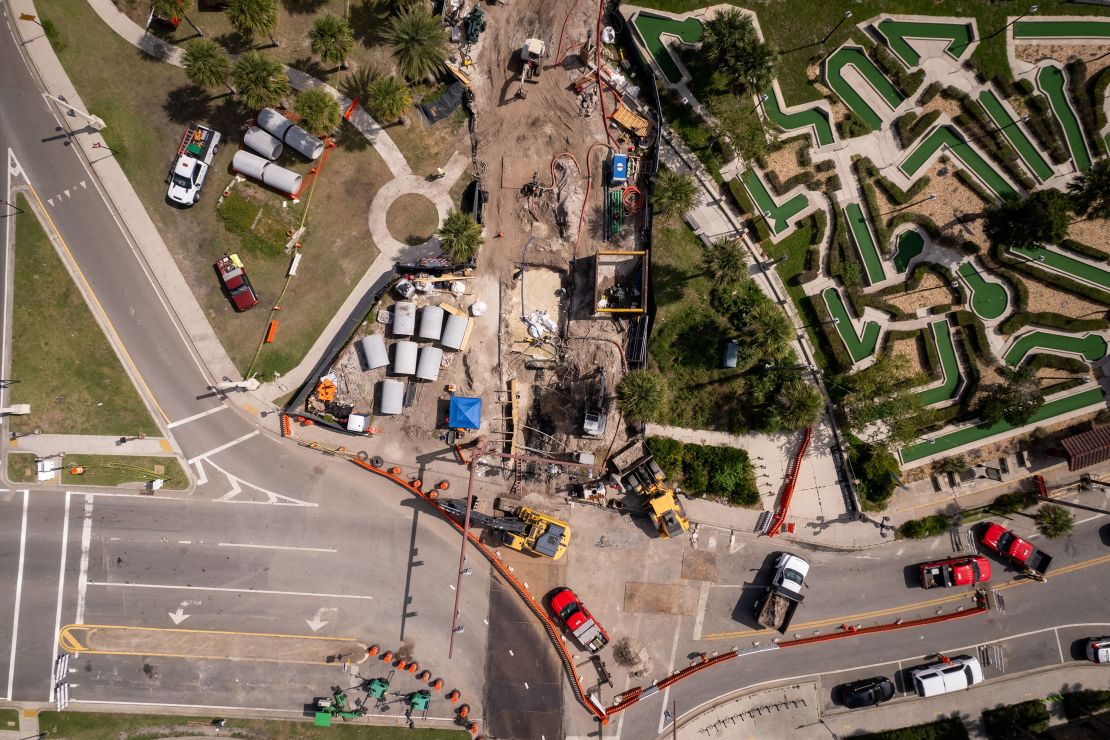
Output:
[
  {"left": 622, "top": 186, "right": 643, "bottom": 214},
  {"left": 553, "top": 0, "right": 583, "bottom": 64}
]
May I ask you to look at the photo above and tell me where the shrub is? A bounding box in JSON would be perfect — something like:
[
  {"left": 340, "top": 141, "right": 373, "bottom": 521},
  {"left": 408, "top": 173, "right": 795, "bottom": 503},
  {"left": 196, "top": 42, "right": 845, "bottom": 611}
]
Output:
[
  {"left": 1060, "top": 238, "right": 1109, "bottom": 264},
  {"left": 852, "top": 444, "right": 901, "bottom": 511},
  {"left": 953, "top": 169, "right": 994, "bottom": 205},
  {"left": 646, "top": 437, "right": 685, "bottom": 480},
  {"left": 1090, "top": 67, "right": 1110, "bottom": 156},
  {"left": 918, "top": 81, "right": 943, "bottom": 105},
  {"left": 677, "top": 443, "right": 758, "bottom": 505},
  {"left": 1024, "top": 93, "right": 1070, "bottom": 164},
  {"left": 898, "top": 514, "right": 949, "bottom": 539},
  {"left": 838, "top": 110, "right": 870, "bottom": 139},
  {"left": 998, "top": 311, "right": 1108, "bottom": 336},
  {"left": 990, "top": 489, "right": 1038, "bottom": 515},
  {"left": 617, "top": 370, "right": 670, "bottom": 422},
  {"left": 982, "top": 700, "right": 1049, "bottom": 739},
  {"left": 855, "top": 717, "right": 969, "bottom": 740},
  {"left": 1015, "top": 78, "right": 1034, "bottom": 96}
]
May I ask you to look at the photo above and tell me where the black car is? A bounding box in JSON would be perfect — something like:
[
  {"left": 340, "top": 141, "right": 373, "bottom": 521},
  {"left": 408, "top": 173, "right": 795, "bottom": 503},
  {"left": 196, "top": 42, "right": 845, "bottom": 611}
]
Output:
[{"left": 836, "top": 676, "right": 896, "bottom": 708}]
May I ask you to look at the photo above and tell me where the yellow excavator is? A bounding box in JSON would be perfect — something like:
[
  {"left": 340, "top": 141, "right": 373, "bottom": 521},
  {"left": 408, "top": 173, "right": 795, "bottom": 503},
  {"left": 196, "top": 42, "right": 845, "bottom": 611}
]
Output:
[{"left": 609, "top": 438, "right": 690, "bottom": 538}]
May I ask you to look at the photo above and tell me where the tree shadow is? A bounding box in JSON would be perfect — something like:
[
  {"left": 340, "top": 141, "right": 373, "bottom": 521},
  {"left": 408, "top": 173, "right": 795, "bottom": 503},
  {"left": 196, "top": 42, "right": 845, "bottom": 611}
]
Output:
[
  {"left": 208, "top": 96, "right": 251, "bottom": 147},
  {"left": 651, "top": 262, "right": 699, "bottom": 307},
  {"left": 339, "top": 67, "right": 379, "bottom": 104},
  {"left": 334, "top": 119, "right": 371, "bottom": 152},
  {"left": 288, "top": 55, "right": 328, "bottom": 80},
  {"left": 163, "top": 84, "right": 212, "bottom": 125},
  {"left": 349, "top": 0, "right": 389, "bottom": 47},
  {"left": 281, "top": 0, "right": 328, "bottom": 14},
  {"left": 214, "top": 30, "right": 253, "bottom": 54}
]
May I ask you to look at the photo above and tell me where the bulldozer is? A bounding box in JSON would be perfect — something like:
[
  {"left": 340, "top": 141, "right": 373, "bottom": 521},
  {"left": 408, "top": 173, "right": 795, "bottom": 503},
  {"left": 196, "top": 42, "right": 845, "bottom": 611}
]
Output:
[
  {"left": 609, "top": 438, "right": 690, "bottom": 539},
  {"left": 439, "top": 497, "right": 570, "bottom": 559},
  {"left": 516, "top": 38, "right": 547, "bottom": 99}
]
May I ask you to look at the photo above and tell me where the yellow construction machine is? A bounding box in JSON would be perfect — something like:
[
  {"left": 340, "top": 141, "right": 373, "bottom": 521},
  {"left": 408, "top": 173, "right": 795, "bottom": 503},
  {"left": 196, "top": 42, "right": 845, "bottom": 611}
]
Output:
[
  {"left": 609, "top": 438, "right": 690, "bottom": 538},
  {"left": 439, "top": 497, "right": 570, "bottom": 559}
]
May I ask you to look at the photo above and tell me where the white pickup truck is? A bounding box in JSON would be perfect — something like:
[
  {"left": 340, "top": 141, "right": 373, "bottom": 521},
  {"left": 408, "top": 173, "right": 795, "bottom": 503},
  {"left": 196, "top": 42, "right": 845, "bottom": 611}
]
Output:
[{"left": 167, "top": 124, "right": 221, "bottom": 206}]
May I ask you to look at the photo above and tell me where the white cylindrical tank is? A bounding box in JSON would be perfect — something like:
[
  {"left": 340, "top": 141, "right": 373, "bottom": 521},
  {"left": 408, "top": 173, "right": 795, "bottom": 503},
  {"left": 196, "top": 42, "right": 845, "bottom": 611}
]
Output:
[
  {"left": 392, "top": 301, "right": 416, "bottom": 336},
  {"left": 231, "top": 150, "right": 302, "bottom": 196},
  {"left": 415, "top": 346, "right": 443, "bottom": 381},
  {"left": 380, "top": 379, "right": 404, "bottom": 415},
  {"left": 358, "top": 334, "right": 388, "bottom": 370},
  {"left": 232, "top": 149, "right": 267, "bottom": 179},
  {"left": 393, "top": 340, "right": 418, "bottom": 375},
  {"left": 243, "top": 126, "right": 283, "bottom": 160},
  {"left": 258, "top": 107, "right": 325, "bottom": 161},
  {"left": 441, "top": 313, "right": 470, "bottom": 350},
  {"left": 418, "top": 306, "right": 445, "bottom": 340}
]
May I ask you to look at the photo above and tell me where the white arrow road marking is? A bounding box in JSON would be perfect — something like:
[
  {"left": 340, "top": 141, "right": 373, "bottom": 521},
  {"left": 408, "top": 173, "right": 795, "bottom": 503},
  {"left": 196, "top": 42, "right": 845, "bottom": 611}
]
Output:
[
  {"left": 168, "top": 606, "right": 191, "bottom": 625},
  {"left": 306, "top": 607, "right": 336, "bottom": 632},
  {"left": 79, "top": 180, "right": 86, "bottom": 189},
  {"left": 46, "top": 198, "right": 53, "bottom": 207}
]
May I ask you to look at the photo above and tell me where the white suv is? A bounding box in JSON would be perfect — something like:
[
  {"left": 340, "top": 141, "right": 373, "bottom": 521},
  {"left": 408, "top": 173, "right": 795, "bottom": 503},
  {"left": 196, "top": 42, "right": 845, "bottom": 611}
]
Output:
[
  {"left": 911, "top": 655, "right": 984, "bottom": 697},
  {"left": 773, "top": 553, "right": 810, "bottom": 595}
]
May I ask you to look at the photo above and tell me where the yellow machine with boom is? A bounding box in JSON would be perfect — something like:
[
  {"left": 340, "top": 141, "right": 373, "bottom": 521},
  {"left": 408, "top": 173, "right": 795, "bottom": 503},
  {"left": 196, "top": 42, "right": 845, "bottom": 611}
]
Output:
[{"left": 439, "top": 497, "right": 570, "bottom": 559}]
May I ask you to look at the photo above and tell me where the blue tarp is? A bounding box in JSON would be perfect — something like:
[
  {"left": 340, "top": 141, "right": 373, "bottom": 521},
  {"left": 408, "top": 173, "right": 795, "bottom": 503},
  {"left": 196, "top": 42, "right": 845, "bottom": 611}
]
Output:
[{"left": 448, "top": 396, "right": 482, "bottom": 429}]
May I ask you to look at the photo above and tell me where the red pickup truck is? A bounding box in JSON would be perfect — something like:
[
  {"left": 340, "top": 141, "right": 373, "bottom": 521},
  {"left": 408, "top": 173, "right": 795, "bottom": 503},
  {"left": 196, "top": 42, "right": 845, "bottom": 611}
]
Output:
[
  {"left": 214, "top": 254, "right": 259, "bottom": 311},
  {"left": 551, "top": 588, "right": 609, "bottom": 653},
  {"left": 919, "top": 555, "right": 992, "bottom": 588},
  {"left": 981, "top": 522, "right": 1053, "bottom": 575}
]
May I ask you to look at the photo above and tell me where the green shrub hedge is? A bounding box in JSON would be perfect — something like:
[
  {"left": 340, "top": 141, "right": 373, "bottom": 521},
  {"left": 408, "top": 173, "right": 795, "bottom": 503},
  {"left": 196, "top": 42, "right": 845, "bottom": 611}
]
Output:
[
  {"left": 1024, "top": 93, "right": 1070, "bottom": 164},
  {"left": 981, "top": 699, "right": 1049, "bottom": 739},
  {"left": 1060, "top": 238, "right": 1108, "bottom": 264},
  {"left": 998, "top": 310, "right": 1109, "bottom": 336},
  {"left": 646, "top": 437, "right": 759, "bottom": 506},
  {"left": 898, "top": 513, "right": 949, "bottom": 539}
]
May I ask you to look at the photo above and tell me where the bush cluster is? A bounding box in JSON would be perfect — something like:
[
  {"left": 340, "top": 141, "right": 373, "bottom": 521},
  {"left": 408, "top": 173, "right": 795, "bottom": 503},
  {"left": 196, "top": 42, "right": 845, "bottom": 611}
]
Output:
[
  {"left": 1023, "top": 93, "right": 1070, "bottom": 165},
  {"left": 998, "top": 310, "right": 1109, "bottom": 336},
  {"left": 894, "top": 109, "right": 941, "bottom": 148},
  {"left": 645, "top": 437, "right": 759, "bottom": 506},
  {"left": 898, "top": 513, "right": 948, "bottom": 539},
  {"left": 868, "top": 44, "right": 924, "bottom": 98}
]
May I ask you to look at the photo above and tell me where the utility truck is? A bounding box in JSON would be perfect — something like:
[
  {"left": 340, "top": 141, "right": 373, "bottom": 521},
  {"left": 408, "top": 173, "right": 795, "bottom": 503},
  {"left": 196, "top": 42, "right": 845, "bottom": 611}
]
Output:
[
  {"left": 754, "top": 553, "right": 809, "bottom": 633},
  {"left": 551, "top": 587, "right": 609, "bottom": 653},
  {"left": 981, "top": 522, "right": 1053, "bottom": 576},
  {"left": 918, "top": 555, "right": 992, "bottom": 589},
  {"left": 167, "top": 124, "right": 220, "bottom": 206}
]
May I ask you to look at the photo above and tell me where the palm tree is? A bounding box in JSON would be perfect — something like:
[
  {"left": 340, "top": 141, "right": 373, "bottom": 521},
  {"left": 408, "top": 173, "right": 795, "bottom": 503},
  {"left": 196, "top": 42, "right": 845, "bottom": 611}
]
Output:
[
  {"left": 294, "top": 87, "right": 341, "bottom": 136},
  {"left": 183, "top": 39, "right": 232, "bottom": 94},
  {"left": 741, "top": 301, "right": 793, "bottom": 360},
  {"left": 385, "top": 9, "right": 448, "bottom": 81},
  {"left": 367, "top": 75, "right": 412, "bottom": 122},
  {"left": 984, "top": 190, "right": 1072, "bottom": 248},
  {"left": 652, "top": 168, "right": 697, "bottom": 216},
  {"left": 768, "top": 377, "right": 822, "bottom": 431},
  {"left": 232, "top": 51, "right": 290, "bottom": 109},
  {"left": 308, "top": 14, "right": 354, "bottom": 69},
  {"left": 699, "top": 8, "right": 776, "bottom": 96},
  {"left": 1068, "top": 159, "right": 1110, "bottom": 220},
  {"left": 616, "top": 370, "right": 669, "bottom": 422},
  {"left": 1033, "top": 503, "right": 1075, "bottom": 539},
  {"left": 701, "top": 237, "right": 748, "bottom": 284},
  {"left": 227, "top": 0, "right": 279, "bottom": 46},
  {"left": 437, "top": 210, "right": 483, "bottom": 263},
  {"left": 152, "top": 0, "right": 201, "bottom": 35}
]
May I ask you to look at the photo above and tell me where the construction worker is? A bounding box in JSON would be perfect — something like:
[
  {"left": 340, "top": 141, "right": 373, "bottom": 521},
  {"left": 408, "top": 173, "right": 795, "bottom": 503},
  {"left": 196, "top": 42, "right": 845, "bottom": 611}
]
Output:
[{"left": 431, "top": 167, "right": 446, "bottom": 180}]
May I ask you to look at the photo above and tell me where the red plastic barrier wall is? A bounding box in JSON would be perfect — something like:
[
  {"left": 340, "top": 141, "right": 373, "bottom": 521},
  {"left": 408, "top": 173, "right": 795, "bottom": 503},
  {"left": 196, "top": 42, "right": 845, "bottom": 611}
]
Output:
[{"left": 768, "top": 426, "right": 813, "bottom": 537}]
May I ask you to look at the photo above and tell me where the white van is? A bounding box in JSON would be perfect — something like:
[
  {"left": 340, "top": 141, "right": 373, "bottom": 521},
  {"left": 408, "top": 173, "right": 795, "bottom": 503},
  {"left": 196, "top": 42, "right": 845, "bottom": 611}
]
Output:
[{"left": 910, "top": 655, "right": 984, "bottom": 697}]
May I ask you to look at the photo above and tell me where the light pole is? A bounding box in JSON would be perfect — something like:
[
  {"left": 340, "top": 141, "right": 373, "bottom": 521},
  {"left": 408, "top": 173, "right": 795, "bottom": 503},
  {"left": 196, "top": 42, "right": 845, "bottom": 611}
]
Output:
[
  {"left": 42, "top": 94, "right": 107, "bottom": 131},
  {"left": 987, "top": 5, "right": 1038, "bottom": 40},
  {"left": 881, "top": 192, "right": 936, "bottom": 216},
  {"left": 964, "top": 115, "right": 1030, "bottom": 147},
  {"left": 823, "top": 10, "right": 853, "bottom": 44}
]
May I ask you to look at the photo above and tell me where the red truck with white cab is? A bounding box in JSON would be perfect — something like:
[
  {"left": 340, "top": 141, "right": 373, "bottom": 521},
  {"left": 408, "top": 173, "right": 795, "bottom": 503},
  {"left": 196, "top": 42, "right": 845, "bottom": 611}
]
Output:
[
  {"left": 919, "top": 555, "right": 991, "bottom": 588},
  {"left": 981, "top": 522, "right": 1053, "bottom": 575},
  {"left": 551, "top": 588, "right": 609, "bottom": 653}
]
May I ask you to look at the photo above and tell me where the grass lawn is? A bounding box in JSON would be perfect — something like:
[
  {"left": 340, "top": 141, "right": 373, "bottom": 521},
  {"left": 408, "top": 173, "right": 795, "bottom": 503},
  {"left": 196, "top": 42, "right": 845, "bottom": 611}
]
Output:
[
  {"left": 36, "top": 710, "right": 467, "bottom": 739},
  {"left": 8, "top": 194, "right": 159, "bottom": 437},
  {"left": 39, "top": 0, "right": 395, "bottom": 378},
  {"left": 63, "top": 453, "right": 188, "bottom": 488},
  {"left": 632, "top": 0, "right": 1110, "bottom": 108},
  {"left": 760, "top": 219, "right": 832, "bottom": 370},
  {"left": 387, "top": 193, "right": 439, "bottom": 246},
  {"left": 0, "top": 708, "right": 16, "bottom": 730},
  {"left": 7, "top": 452, "right": 38, "bottom": 483}
]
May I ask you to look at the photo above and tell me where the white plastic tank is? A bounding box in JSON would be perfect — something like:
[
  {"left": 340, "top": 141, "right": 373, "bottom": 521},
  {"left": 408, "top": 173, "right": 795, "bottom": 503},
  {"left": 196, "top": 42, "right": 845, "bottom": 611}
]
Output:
[
  {"left": 231, "top": 150, "right": 302, "bottom": 195},
  {"left": 441, "top": 313, "right": 470, "bottom": 350},
  {"left": 243, "top": 125, "right": 283, "bottom": 160},
  {"left": 392, "top": 301, "right": 416, "bottom": 336},
  {"left": 393, "top": 340, "right": 418, "bottom": 375},
  {"left": 258, "top": 107, "right": 325, "bottom": 161},
  {"left": 358, "top": 333, "right": 388, "bottom": 370},
  {"left": 380, "top": 379, "right": 404, "bottom": 415},
  {"left": 418, "top": 306, "right": 445, "bottom": 341},
  {"left": 415, "top": 346, "right": 443, "bottom": 381}
]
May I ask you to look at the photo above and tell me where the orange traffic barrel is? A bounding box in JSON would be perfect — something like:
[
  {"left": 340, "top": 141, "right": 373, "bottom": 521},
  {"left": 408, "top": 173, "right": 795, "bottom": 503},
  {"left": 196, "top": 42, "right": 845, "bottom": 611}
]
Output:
[
  {"left": 381, "top": 650, "right": 393, "bottom": 662},
  {"left": 408, "top": 662, "right": 418, "bottom": 673},
  {"left": 368, "top": 645, "right": 379, "bottom": 657},
  {"left": 396, "top": 658, "right": 407, "bottom": 670},
  {"left": 432, "top": 678, "right": 444, "bottom": 690},
  {"left": 458, "top": 704, "right": 470, "bottom": 719},
  {"left": 418, "top": 670, "right": 431, "bottom": 682},
  {"left": 447, "top": 689, "right": 460, "bottom": 703},
  {"left": 438, "top": 480, "right": 450, "bottom": 490}
]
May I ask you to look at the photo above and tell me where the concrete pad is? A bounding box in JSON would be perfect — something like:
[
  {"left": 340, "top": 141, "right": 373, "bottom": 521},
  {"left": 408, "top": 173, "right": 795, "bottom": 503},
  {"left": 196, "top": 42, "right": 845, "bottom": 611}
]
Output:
[
  {"left": 675, "top": 681, "right": 821, "bottom": 739},
  {"left": 624, "top": 582, "right": 698, "bottom": 615},
  {"left": 681, "top": 549, "right": 719, "bottom": 582}
]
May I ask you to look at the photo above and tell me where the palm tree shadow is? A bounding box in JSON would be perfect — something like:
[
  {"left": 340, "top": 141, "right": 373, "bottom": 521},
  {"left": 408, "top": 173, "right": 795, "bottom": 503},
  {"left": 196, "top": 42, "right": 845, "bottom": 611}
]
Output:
[
  {"left": 334, "top": 119, "right": 371, "bottom": 152},
  {"left": 339, "top": 67, "right": 380, "bottom": 104},
  {"left": 208, "top": 96, "right": 251, "bottom": 147},
  {"left": 281, "top": 0, "right": 328, "bottom": 14},
  {"left": 349, "top": 0, "right": 389, "bottom": 46},
  {"left": 288, "top": 55, "right": 328, "bottom": 79},
  {"left": 163, "top": 84, "right": 212, "bottom": 125},
  {"left": 215, "top": 30, "right": 253, "bottom": 54},
  {"left": 651, "top": 262, "right": 699, "bottom": 306}
]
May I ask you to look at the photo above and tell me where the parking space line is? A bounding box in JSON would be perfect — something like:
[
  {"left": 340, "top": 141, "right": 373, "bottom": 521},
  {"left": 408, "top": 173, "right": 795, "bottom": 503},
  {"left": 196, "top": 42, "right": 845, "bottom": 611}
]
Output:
[
  {"left": 1054, "top": 628, "right": 1065, "bottom": 663},
  {"left": 167, "top": 405, "right": 227, "bottom": 429},
  {"left": 6, "top": 490, "right": 28, "bottom": 701},
  {"left": 86, "top": 581, "right": 373, "bottom": 600},
  {"left": 49, "top": 492, "right": 72, "bottom": 702},
  {"left": 72, "top": 698, "right": 462, "bottom": 722},
  {"left": 186, "top": 430, "right": 259, "bottom": 465},
  {"left": 692, "top": 582, "right": 710, "bottom": 641},
  {"left": 75, "top": 495, "right": 93, "bottom": 625},
  {"left": 217, "top": 542, "right": 337, "bottom": 553}
]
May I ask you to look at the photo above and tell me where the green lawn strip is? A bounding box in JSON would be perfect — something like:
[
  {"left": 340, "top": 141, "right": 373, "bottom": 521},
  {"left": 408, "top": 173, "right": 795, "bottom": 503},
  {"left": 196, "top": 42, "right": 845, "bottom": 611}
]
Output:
[
  {"left": 892, "top": 229, "right": 925, "bottom": 273},
  {"left": 1038, "top": 64, "right": 1093, "bottom": 172},
  {"left": 899, "top": 125, "right": 1017, "bottom": 198},
  {"left": 8, "top": 194, "right": 158, "bottom": 437},
  {"left": 916, "top": 319, "right": 962, "bottom": 406},
  {"left": 7, "top": 452, "right": 38, "bottom": 483},
  {"left": 978, "top": 89, "right": 1054, "bottom": 182},
  {"left": 957, "top": 262, "right": 1009, "bottom": 320},
  {"left": 823, "top": 46, "right": 905, "bottom": 131},
  {"left": 1014, "top": 19, "right": 1110, "bottom": 38},
  {"left": 763, "top": 89, "right": 835, "bottom": 146},
  {"left": 900, "top": 385, "right": 1106, "bottom": 463},
  {"left": 633, "top": 13, "right": 703, "bottom": 84},
  {"left": 1011, "top": 244, "right": 1110, "bottom": 290},
  {"left": 63, "top": 454, "right": 188, "bottom": 489},
  {"left": 1003, "top": 330, "right": 1108, "bottom": 366},
  {"left": 844, "top": 203, "right": 887, "bottom": 284},
  {"left": 35, "top": 711, "right": 465, "bottom": 739},
  {"left": 822, "top": 286, "right": 881, "bottom": 362},
  {"left": 0, "top": 708, "right": 16, "bottom": 728},
  {"left": 875, "top": 19, "right": 975, "bottom": 67},
  {"left": 740, "top": 170, "right": 809, "bottom": 234}
]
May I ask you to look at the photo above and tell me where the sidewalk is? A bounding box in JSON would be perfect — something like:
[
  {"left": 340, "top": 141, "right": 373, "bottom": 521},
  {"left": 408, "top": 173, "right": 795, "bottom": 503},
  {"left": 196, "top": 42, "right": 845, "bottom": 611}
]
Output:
[{"left": 8, "top": 433, "right": 173, "bottom": 457}]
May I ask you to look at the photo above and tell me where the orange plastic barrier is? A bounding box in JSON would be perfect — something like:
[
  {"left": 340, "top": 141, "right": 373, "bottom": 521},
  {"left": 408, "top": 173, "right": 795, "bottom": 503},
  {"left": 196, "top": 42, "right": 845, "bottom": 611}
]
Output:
[
  {"left": 768, "top": 425, "right": 813, "bottom": 537},
  {"left": 265, "top": 320, "right": 279, "bottom": 343},
  {"left": 1033, "top": 474, "right": 1048, "bottom": 497},
  {"left": 279, "top": 414, "right": 292, "bottom": 437}
]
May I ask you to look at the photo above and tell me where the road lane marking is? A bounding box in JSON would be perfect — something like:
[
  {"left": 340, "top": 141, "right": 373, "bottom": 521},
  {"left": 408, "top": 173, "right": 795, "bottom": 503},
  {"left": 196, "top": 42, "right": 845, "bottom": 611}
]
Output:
[
  {"left": 49, "top": 492, "right": 72, "bottom": 702},
  {"left": 1054, "top": 628, "right": 1065, "bottom": 663},
  {"left": 168, "top": 405, "right": 227, "bottom": 429},
  {"left": 703, "top": 552, "right": 1110, "bottom": 641},
  {"left": 692, "top": 582, "right": 710, "bottom": 641},
  {"left": 25, "top": 182, "right": 170, "bottom": 423},
  {"left": 217, "top": 542, "right": 337, "bottom": 553},
  {"left": 6, "top": 490, "right": 29, "bottom": 701},
  {"left": 187, "top": 430, "right": 259, "bottom": 464},
  {"left": 71, "top": 698, "right": 463, "bottom": 722},
  {"left": 657, "top": 619, "right": 683, "bottom": 735},
  {"left": 74, "top": 494, "right": 93, "bottom": 624},
  {"left": 86, "top": 581, "right": 372, "bottom": 600}
]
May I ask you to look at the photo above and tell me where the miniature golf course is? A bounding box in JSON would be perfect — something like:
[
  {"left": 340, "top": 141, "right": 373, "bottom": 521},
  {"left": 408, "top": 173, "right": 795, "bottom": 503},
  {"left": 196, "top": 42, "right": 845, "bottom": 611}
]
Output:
[
  {"left": 764, "top": 90, "right": 835, "bottom": 147},
  {"left": 957, "top": 262, "right": 1009, "bottom": 320},
  {"left": 1038, "top": 65, "right": 1092, "bottom": 172},
  {"left": 917, "top": 319, "right": 962, "bottom": 407},
  {"left": 1013, "top": 19, "right": 1110, "bottom": 39},
  {"left": 899, "top": 125, "right": 1017, "bottom": 198},
  {"left": 741, "top": 169, "right": 809, "bottom": 234},
  {"left": 822, "top": 287, "right": 881, "bottom": 363},
  {"left": 1011, "top": 244, "right": 1110, "bottom": 291},
  {"left": 892, "top": 229, "right": 925, "bottom": 274},
  {"left": 844, "top": 203, "right": 887, "bottom": 284},
  {"left": 899, "top": 386, "right": 1106, "bottom": 464},
  {"left": 824, "top": 46, "right": 905, "bottom": 131},
  {"left": 978, "top": 89, "right": 1054, "bottom": 182},
  {"left": 874, "top": 19, "right": 974, "bottom": 67},
  {"left": 633, "top": 13, "right": 703, "bottom": 84},
  {"left": 1003, "top": 330, "right": 1108, "bottom": 367}
]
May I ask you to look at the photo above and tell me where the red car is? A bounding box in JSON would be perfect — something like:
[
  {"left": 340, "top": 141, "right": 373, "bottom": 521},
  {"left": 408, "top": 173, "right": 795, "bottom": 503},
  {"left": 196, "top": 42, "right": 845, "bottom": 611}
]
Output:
[
  {"left": 981, "top": 522, "right": 1053, "bottom": 575},
  {"left": 551, "top": 588, "right": 609, "bottom": 653},
  {"left": 919, "top": 555, "right": 991, "bottom": 589},
  {"left": 215, "top": 254, "right": 259, "bottom": 311}
]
